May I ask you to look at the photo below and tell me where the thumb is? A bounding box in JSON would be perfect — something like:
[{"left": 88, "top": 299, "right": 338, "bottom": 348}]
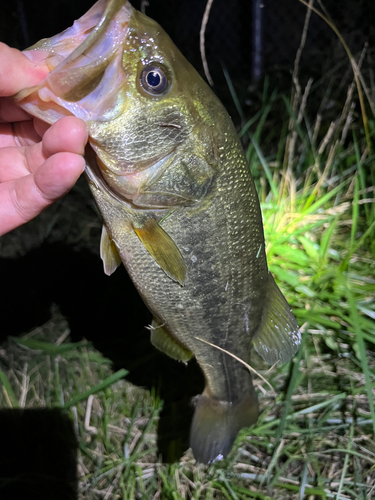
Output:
[{"left": 0, "top": 42, "right": 49, "bottom": 96}]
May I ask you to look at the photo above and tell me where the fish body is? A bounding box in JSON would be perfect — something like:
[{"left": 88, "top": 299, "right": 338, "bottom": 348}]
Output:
[{"left": 15, "top": 0, "right": 301, "bottom": 463}]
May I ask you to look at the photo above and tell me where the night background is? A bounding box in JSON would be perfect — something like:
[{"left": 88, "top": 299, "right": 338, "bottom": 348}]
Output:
[
  {"left": 1, "top": 1, "right": 374, "bottom": 498},
  {"left": 2, "top": 0, "right": 375, "bottom": 103}
]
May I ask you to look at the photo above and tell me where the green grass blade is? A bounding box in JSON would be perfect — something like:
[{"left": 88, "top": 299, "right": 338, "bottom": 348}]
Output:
[
  {"left": 344, "top": 278, "right": 375, "bottom": 436},
  {"left": 12, "top": 337, "right": 89, "bottom": 355},
  {"left": 0, "top": 370, "right": 19, "bottom": 408},
  {"left": 61, "top": 368, "right": 128, "bottom": 409},
  {"left": 248, "top": 133, "right": 279, "bottom": 200},
  {"left": 351, "top": 176, "right": 359, "bottom": 249},
  {"left": 222, "top": 64, "right": 245, "bottom": 123},
  {"left": 339, "top": 220, "right": 375, "bottom": 271},
  {"left": 336, "top": 424, "right": 354, "bottom": 500}
]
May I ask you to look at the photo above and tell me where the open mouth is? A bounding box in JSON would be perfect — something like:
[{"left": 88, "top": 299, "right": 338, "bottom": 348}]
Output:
[
  {"left": 85, "top": 143, "right": 177, "bottom": 209},
  {"left": 14, "top": 0, "right": 133, "bottom": 124}
]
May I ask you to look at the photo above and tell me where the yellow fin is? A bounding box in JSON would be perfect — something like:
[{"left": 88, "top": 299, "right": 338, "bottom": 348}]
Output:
[
  {"left": 100, "top": 225, "right": 122, "bottom": 276},
  {"left": 132, "top": 218, "right": 186, "bottom": 285},
  {"left": 252, "top": 274, "right": 301, "bottom": 364},
  {"left": 150, "top": 320, "right": 192, "bottom": 362}
]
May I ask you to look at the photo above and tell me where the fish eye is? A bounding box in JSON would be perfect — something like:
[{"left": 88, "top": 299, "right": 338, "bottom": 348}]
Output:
[{"left": 140, "top": 64, "right": 169, "bottom": 95}]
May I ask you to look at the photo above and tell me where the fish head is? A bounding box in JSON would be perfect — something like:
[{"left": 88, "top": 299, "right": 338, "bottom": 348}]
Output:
[{"left": 15, "top": 0, "right": 221, "bottom": 208}]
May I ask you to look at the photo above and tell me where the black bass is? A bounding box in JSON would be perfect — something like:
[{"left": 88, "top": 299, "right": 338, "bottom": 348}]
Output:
[{"left": 15, "top": 0, "right": 301, "bottom": 464}]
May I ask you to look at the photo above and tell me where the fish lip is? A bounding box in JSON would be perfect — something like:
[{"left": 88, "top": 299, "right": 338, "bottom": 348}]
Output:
[
  {"left": 14, "top": 0, "right": 133, "bottom": 118},
  {"left": 85, "top": 144, "right": 129, "bottom": 206},
  {"left": 85, "top": 144, "right": 177, "bottom": 211},
  {"left": 55, "top": 0, "right": 129, "bottom": 71},
  {"left": 91, "top": 141, "right": 177, "bottom": 176}
]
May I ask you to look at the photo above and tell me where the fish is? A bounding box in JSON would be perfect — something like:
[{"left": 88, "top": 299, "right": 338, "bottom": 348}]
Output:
[{"left": 15, "top": 0, "right": 301, "bottom": 464}]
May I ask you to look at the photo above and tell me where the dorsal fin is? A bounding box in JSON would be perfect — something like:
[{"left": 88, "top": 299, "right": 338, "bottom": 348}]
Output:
[
  {"left": 252, "top": 274, "right": 301, "bottom": 364},
  {"left": 132, "top": 218, "right": 186, "bottom": 285}
]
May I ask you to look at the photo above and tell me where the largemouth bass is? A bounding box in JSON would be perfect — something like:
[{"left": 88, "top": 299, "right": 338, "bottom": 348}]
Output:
[{"left": 15, "top": 0, "right": 301, "bottom": 464}]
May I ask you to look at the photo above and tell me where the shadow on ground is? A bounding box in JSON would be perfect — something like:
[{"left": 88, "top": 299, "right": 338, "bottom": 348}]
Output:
[
  {"left": 0, "top": 243, "right": 204, "bottom": 463},
  {"left": 0, "top": 408, "right": 77, "bottom": 500}
]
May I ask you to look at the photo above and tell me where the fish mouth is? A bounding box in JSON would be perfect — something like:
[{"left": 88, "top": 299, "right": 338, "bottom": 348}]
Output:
[
  {"left": 15, "top": 0, "right": 133, "bottom": 124},
  {"left": 85, "top": 144, "right": 177, "bottom": 210},
  {"left": 85, "top": 144, "right": 128, "bottom": 206}
]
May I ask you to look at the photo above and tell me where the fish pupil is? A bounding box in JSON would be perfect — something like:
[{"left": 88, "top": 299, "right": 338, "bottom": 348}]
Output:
[
  {"left": 147, "top": 71, "right": 161, "bottom": 87},
  {"left": 140, "top": 63, "right": 169, "bottom": 95}
]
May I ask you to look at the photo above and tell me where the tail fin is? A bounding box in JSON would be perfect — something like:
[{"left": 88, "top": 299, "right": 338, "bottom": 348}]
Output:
[{"left": 190, "top": 392, "right": 258, "bottom": 464}]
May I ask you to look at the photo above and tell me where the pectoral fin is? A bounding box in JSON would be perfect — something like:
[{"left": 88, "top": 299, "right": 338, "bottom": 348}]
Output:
[
  {"left": 150, "top": 320, "right": 193, "bottom": 362},
  {"left": 100, "top": 225, "right": 122, "bottom": 276},
  {"left": 132, "top": 218, "right": 186, "bottom": 285},
  {"left": 252, "top": 274, "right": 301, "bottom": 364}
]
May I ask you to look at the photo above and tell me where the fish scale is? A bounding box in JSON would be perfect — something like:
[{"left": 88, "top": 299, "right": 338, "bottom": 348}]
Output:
[
  {"left": 15, "top": 0, "right": 301, "bottom": 464},
  {"left": 90, "top": 127, "right": 263, "bottom": 401}
]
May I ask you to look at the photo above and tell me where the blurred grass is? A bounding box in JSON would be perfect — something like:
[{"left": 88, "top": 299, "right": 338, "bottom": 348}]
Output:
[{"left": 1, "top": 2, "right": 375, "bottom": 498}]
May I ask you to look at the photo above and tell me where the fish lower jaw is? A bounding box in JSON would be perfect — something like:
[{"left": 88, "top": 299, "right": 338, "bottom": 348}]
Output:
[
  {"left": 101, "top": 170, "right": 141, "bottom": 200},
  {"left": 93, "top": 150, "right": 176, "bottom": 206}
]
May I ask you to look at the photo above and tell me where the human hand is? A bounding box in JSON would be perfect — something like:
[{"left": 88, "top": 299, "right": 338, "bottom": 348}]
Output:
[{"left": 0, "top": 42, "right": 88, "bottom": 236}]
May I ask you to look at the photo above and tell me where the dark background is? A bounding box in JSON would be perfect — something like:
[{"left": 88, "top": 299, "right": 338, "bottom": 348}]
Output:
[
  {"left": 2, "top": 0, "right": 375, "bottom": 108},
  {"left": 0, "top": 0, "right": 374, "bottom": 492}
]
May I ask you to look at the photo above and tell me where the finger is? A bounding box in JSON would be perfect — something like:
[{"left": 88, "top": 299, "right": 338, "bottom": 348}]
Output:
[
  {"left": 0, "top": 151, "right": 85, "bottom": 236},
  {"left": 42, "top": 116, "right": 88, "bottom": 156},
  {"left": 0, "top": 145, "right": 27, "bottom": 181},
  {"left": 0, "top": 120, "right": 41, "bottom": 152},
  {"left": 0, "top": 97, "right": 32, "bottom": 123},
  {"left": 0, "top": 124, "right": 19, "bottom": 148},
  {"left": 33, "top": 117, "right": 50, "bottom": 138},
  {"left": 0, "top": 119, "right": 51, "bottom": 150},
  {"left": 0, "top": 120, "right": 44, "bottom": 182},
  {"left": 0, "top": 117, "right": 87, "bottom": 181},
  {"left": 24, "top": 116, "right": 88, "bottom": 173},
  {"left": 12, "top": 120, "right": 42, "bottom": 147},
  {"left": 0, "top": 43, "right": 49, "bottom": 96}
]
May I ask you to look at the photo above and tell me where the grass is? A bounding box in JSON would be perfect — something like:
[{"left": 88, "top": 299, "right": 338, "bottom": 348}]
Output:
[{"left": 1, "top": 3, "right": 375, "bottom": 499}]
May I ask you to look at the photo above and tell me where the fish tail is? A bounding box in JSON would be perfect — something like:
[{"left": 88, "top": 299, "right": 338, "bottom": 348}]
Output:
[{"left": 189, "top": 390, "right": 259, "bottom": 464}]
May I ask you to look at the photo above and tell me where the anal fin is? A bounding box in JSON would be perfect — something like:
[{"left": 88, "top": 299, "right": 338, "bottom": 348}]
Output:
[
  {"left": 132, "top": 218, "right": 186, "bottom": 285},
  {"left": 150, "top": 319, "right": 192, "bottom": 363},
  {"left": 253, "top": 274, "right": 301, "bottom": 365},
  {"left": 100, "top": 225, "right": 122, "bottom": 276}
]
